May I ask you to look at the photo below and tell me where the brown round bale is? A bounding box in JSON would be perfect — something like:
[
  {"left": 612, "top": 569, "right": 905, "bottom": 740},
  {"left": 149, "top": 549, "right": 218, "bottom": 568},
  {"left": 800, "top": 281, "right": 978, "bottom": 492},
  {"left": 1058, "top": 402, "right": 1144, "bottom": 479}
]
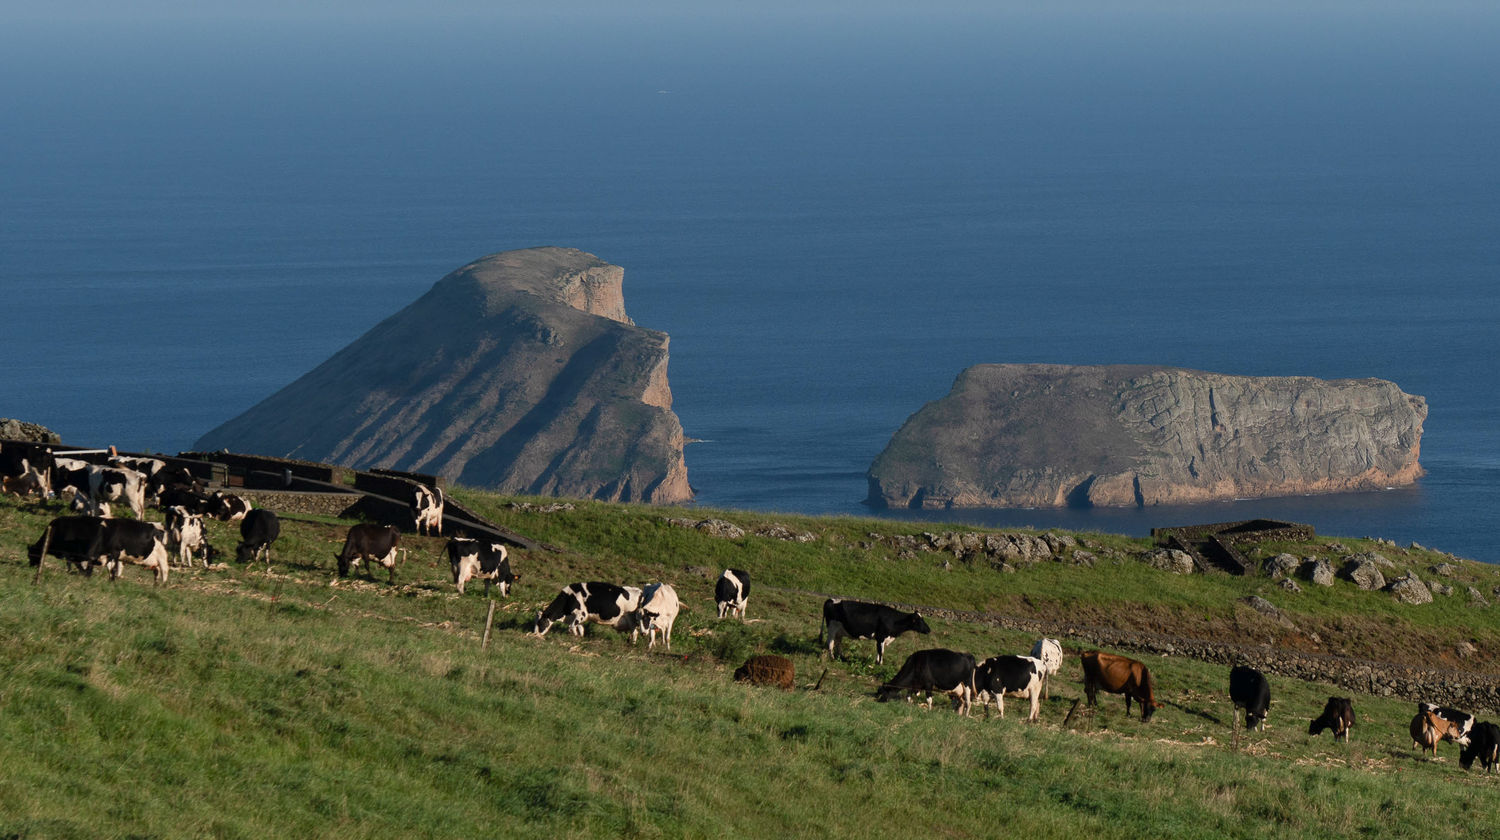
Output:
[{"left": 734, "top": 655, "right": 795, "bottom": 690}]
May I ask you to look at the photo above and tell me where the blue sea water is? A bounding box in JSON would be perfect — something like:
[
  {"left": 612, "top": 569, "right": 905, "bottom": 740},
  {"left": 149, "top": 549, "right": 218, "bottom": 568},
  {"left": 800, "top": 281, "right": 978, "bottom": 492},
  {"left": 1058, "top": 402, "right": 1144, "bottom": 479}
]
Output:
[{"left": 2, "top": 9, "right": 1497, "bottom": 560}]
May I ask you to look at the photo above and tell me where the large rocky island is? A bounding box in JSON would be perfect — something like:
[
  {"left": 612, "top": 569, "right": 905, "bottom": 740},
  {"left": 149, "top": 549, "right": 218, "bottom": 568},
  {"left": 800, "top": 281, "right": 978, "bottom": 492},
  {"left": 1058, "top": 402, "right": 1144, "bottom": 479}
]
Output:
[
  {"left": 867, "top": 364, "right": 1426, "bottom": 509},
  {"left": 195, "top": 248, "right": 691, "bottom": 504}
]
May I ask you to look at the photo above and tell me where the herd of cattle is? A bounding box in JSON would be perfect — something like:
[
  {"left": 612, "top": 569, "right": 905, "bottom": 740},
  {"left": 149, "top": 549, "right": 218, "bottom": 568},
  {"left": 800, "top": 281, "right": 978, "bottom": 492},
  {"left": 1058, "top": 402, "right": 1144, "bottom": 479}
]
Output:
[{"left": 5, "top": 444, "right": 1496, "bottom": 773}]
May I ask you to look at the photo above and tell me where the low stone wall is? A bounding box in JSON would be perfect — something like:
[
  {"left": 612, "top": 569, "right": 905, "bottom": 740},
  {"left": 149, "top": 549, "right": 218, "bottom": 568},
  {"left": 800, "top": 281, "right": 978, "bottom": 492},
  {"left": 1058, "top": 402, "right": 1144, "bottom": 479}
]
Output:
[{"left": 233, "top": 489, "right": 360, "bottom": 518}]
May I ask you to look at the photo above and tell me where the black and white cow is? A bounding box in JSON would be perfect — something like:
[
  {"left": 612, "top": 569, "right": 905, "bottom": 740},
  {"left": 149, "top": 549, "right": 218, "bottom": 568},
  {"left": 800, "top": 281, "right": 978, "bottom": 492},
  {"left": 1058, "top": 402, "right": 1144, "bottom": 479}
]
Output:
[
  {"left": 235, "top": 509, "right": 281, "bottom": 567},
  {"left": 335, "top": 523, "right": 403, "bottom": 583},
  {"left": 164, "top": 505, "right": 207, "bottom": 567},
  {"left": 413, "top": 484, "right": 444, "bottom": 536},
  {"left": 876, "top": 648, "right": 977, "bottom": 716},
  {"left": 1029, "top": 637, "right": 1064, "bottom": 700},
  {"left": 974, "top": 655, "right": 1045, "bottom": 722},
  {"left": 28, "top": 515, "right": 169, "bottom": 584},
  {"left": 629, "top": 582, "right": 681, "bottom": 650},
  {"left": 110, "top": 456, "right": 165, "bottom": 503},
  {"left": 1418, "top": 702, "right": 1474, "bottom": 747},
  {"left": 531, "top": 582, "right": 642, "bottom": 638},
  {"left": 715, "top": 568, "right": 750, "bottom": 620},
  {"left": 446, "top": 537, "right": 518, "bottom": 596},
  {"left": 1, "top": 444, "right": 53, "bottom": 498},
  {"left": 156, "top": 484, "right": 216, "bottom": 516},
  {"left": 1309, "top": 696, "right": 1356, "bottom": 742},
  {"left": 1229, "top": 665, "right": 1272, "bottom": 732},
  {"left": 210, "top": 492, "right": 253, "bottom": 522},
  {"left": 822, "top": 598, "right": 931, "bottom": 664},
  {"left": 52, "top": 459, "right": 146, "bottom": 519},
  {"left": 1460, "top": 722, "right": 1500, "bottom": 773}
]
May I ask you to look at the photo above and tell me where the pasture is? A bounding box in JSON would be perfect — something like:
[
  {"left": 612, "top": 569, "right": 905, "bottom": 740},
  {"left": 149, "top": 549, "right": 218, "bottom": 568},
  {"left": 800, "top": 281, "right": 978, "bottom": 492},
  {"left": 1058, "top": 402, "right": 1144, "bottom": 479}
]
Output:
[{"left": 1, "top": 489, "right": 1498, "bottom": 838}]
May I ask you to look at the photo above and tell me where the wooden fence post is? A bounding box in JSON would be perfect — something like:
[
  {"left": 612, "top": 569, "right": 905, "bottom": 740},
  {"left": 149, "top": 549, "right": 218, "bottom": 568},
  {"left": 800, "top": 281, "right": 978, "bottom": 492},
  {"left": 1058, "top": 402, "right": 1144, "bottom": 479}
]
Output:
[
  {"left": 31, "top": 525, "right": 51, "bottom": 585},
  {"left": 481, "top": 600, "right": 497, "bottom": 650}
]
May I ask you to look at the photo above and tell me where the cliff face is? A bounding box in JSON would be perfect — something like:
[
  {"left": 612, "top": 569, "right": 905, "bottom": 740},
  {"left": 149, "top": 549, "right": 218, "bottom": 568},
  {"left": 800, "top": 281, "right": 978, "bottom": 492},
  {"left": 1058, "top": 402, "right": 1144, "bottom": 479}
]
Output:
[
  {"left": 867, "top": 364, "right": 1426, "bottom": 509},
  {"left": 195, "top": 247, "right": 691, "bottom": 504}
]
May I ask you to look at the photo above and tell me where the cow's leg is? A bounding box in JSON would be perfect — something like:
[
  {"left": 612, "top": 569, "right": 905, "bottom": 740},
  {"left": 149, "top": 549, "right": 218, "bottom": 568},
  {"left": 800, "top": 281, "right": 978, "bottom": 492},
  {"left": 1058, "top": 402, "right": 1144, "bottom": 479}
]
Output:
[
  {"left": 876, "top": 637, "right": 888, "bottom": 665},
  {"left": 1029, "top": 691, "right": 1039, "bottom": 723}
]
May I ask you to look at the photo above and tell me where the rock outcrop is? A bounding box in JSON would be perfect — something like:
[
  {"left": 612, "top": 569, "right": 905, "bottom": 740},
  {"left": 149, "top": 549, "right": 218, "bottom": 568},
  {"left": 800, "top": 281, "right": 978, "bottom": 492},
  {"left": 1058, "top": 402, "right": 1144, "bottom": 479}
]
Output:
[
  {"left": 194, "top": 248, "right": 691, "bottom": 503},
  {"left": 0, "top": 419, "right": 60, "bottom": 444},
  {"left": 868, "top": 364, "right": 1425, "bottom": 509}
]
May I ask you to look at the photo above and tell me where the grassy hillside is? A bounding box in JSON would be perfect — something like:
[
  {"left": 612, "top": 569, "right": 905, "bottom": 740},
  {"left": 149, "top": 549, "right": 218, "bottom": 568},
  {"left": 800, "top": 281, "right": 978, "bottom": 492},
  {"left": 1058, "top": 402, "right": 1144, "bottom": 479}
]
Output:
[{"left": 2, "top": 489, "right": 1498, "bottom": 838}]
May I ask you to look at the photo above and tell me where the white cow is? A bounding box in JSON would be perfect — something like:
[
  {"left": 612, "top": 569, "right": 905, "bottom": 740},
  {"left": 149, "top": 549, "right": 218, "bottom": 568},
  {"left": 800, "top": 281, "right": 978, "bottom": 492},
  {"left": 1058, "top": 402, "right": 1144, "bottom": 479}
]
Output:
[
  {"left": 628, "top": 583, "right": 680, "bottom": 650},
  {"left": 1029, "top": 637, "right": 1064, "bottom": 700}
]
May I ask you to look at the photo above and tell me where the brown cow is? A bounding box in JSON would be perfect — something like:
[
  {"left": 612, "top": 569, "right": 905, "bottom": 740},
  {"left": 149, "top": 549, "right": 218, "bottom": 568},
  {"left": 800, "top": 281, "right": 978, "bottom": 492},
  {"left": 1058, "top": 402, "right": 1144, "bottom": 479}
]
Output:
[
  {"left": 1411, "top": 708, "right": 1469, "bottom": 757},
  {"left": 1081, "top": 650, "right": 1156, "bottom": 721}
]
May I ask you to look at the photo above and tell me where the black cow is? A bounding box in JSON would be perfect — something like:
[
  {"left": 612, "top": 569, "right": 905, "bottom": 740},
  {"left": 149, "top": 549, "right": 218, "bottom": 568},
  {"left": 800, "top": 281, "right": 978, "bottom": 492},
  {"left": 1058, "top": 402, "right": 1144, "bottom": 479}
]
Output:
[
  {"left": 1418, "top": 702, "right": 1474, "bottom": 747},
  {"left": 876, "top": 648, "right": 976, "bottom": 716},
  {"left": 1309, "top": 697, "right": 1355, "bottom": 742},
  {"left": 822, "top": 598, "right": 931, "bottom": 664},
  {"left": 235, "top": 509, "right": 281, "bottom": 567},
  {"left": 28, "top": 515, "right": 169, "bottom": 584},
  {"left": 336, "top": 523, "right": 402, "bottom": 583},
  {"left": 532, "top": 582, "right": 641, "bottom": 638},
  {"left": 1460, "top": 722, "right": 1500, "bottom": 772},
  {"left": 1229, "top": 665, "right": 1271, "bottom": 732},
  {"left": 157, "top": 484, "right": 216, "bottom": 516},
  {"left": 715, "top": 568, "right": 750, "bottom": 620},
  {"left": 446, "top": 537, "right": 518, "bottom": 596},
  {"left": 974, "top": 655, "right": 1045, "bottom": 721}
]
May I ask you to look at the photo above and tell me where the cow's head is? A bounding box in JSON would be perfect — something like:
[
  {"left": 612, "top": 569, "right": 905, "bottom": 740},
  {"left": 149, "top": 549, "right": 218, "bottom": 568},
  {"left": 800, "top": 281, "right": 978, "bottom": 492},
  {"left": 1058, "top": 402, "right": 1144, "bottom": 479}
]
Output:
[
  {"left": 909, "top": 612, "right": 932, "bottom": 635},
  {"left": 531, "top": 612, "right": 553, "bottom": 636}
]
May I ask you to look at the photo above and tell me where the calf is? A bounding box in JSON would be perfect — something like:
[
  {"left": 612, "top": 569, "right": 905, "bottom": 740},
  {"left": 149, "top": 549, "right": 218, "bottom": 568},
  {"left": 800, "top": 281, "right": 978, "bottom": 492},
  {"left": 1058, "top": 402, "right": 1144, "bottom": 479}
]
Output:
[
  {"left": 1460, "top": 722, "right": 1500, "bottom": 773},
  {"left": 1229, "top": 665, "right": 1271, "bottom": 732},
  {"left": 164, "top": 505, "right": 207, "bottom": 567},
  {"left": 210, "top": 492, "right": 253, "bottom": 522},
  {"left": 822, "top": 598, "right": 930, "bottom": 664},
  {"left": 876, "top": 648, "right": 976, "bottom": 717},
  {"left": 1309, "top": 697, "right": 1355, "bottom": 742},
  {"left": 235, "top": 509, "right": 281, "bottom": 567},
  {"left": 1029, "top": 637, "right": 1064, "bottom": 700},
  {"left": 1081, "top": 650, "right": 1157, "bottom": 721},
  {"left": 336, "top": 523, "right": 403, "bottom": 584},
  {"left": 412, "top": 484, "right": 444, "bottom": 536},
  {"left": 446, "top": 538, "right": 518, "bottom": 596},
  {"left": 532, "top": 582, "right": 642, "bottom": 638},
  {"left": 715, "top": 568, "right": 750, "bottom": 620},
  {"left": 28, "top": 515, "right": 169, "bottom": 584},
  {"left": 974, "top": 654, "right": 1044, "bottom": 722},
  {"left": 629, "top": 582, "right": 680, "bottom": 650},
  {"left": 1, "top": 464, "right": 50, "bottom": 499}
]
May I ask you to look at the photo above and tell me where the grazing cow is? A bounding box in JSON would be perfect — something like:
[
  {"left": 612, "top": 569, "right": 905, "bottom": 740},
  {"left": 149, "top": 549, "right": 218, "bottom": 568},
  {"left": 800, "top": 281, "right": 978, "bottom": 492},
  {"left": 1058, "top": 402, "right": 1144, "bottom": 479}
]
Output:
[
  {"left": 629, "top": 582, "right": 681, "bottom": 650},
  {"left": 3, "top": 466, "right": 51, "bottom": 499},
  {"left": 50, "top": 457, "right": 94, "bottom": 500},
  {"left": 1460, "top": 722, "right": 1500, "bottom": 773},
  {"left": 235, "top": 509, "right": 281, "bottom": 567},
  {"left": 532, "top": 582, "right": 642, "bottom": 638},
  {"left": 1309, "top": 697, "right": 1356, "bottom": 742},
  {"left": 412, "top": 484, "right": 444, "bottom": 536},
  {"left": 1417, "top": 702, "right": 1474, "bottom": 747},
  {"left": 28, "top": 515, "right": 169, "bottom": 584},
  {"left": 1411, "top": 710, "right": 1445, "bottom": 757},
  {"left": 1229, "top": 665, "right": 1271, "bottom": 732},
  {"left": 715, "top": 568, "right": 750, "bottom": 620},
  {"left": 876, "top": 649, "right": 977, "bottom": 716},
  {"left": 1081, "top": 651, "right": 1157, "bottom": 721},
  {"left": 822, "top": 598, "right": 931, "bottom": 664},
  {"left": 163, "top": 505, "right": 207, "bottom": 567},
  {"left": 336, "top": 523, "right": 403, "bottom": 583},
  {"left": 210, "top": 492, "right": 253, "bottom": 522},
  {"left": 64, "top": 487, "right": 111, "bottom": 518},
  {"left": 1029, "top": 637, "right": 1064, "bottom": 700},
  {"left": 734, "top": 655, "right": 795, "bottom": 690},
  {"left": 974, "top": 654, "right": 1045, "bottom": 722},
  {"left": 446, "top": 538, "right": 518, "bottom": 596},
  {"left": 149, "top": 466, "right": 204, "bottom": 500}
]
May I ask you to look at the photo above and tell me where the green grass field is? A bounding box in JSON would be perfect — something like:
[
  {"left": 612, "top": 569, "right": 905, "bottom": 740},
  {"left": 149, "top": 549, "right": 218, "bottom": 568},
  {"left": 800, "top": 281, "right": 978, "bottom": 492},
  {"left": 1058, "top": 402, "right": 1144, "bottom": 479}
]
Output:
[{"left": 1, "top": 489, "right": 1498, "bottom": 838}]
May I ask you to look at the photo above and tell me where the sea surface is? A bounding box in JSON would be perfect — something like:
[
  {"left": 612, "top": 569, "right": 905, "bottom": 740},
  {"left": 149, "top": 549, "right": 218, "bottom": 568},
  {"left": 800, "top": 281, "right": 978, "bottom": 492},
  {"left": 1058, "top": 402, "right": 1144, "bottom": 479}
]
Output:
[{"left": 3, "top": 9, "right": 1497, "bottom": 560}]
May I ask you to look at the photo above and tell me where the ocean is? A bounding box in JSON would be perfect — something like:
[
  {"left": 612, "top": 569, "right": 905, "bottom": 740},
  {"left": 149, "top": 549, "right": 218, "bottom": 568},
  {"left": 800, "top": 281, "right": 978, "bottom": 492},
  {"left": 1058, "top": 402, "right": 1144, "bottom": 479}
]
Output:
[{"left": 3, "top": 9, "right": 1497, "bottom": 560}]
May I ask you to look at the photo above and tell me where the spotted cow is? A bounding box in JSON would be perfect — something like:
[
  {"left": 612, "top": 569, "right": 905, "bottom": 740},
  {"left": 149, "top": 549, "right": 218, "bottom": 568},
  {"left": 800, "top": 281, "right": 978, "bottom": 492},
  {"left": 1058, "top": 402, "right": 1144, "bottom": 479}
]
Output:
[{"left": 532, "top": 582, "right": 642, "bottom": 638}]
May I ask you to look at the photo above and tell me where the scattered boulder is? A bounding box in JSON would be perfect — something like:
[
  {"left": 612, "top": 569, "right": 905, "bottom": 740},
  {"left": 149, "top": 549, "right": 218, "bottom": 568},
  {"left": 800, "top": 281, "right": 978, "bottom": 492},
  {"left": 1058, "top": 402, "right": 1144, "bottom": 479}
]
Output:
[
  {"left": 1279, "top": 578, "right": 1303, "bottom": 593},
  {"left": 1144, "top": 548, "right": 1196, "bottom": 575},
  {"left": 1432, "top": 583, "right": 1454, "bottom": 598},
  {"left": 1241, "top": 595, "right": 1296, "bottom": 628},
  {"left": 753, "top": 524, "right": 817, "bottom": 543},
  {"left": 1043, "top": 532, "right": 1078, "bottom": 554},
  {"left": 1070, "top": 550, "right": 1097, "bottom": 568},
  {"left": 1430, "top": 563, "right": 1457, "bottom": 578},
  {"left": 665, "top": 518, "right": 747, "bottom": 540},
  {"left": 1457, "top": 641, "right": 1478, "bottom": 660},
  {"left": 1341, "top": 557, "right": 1387, "bottom": 591},
  {"left": 1304, "top": 558, "right": 1336, "bottom": 587},
  {"left": 1468, "top": 587, "right": 1489, "bottom": 607},
  {"left": 1262, "top": 553, "right": 1301, "bottom": 579},
  {"left": 1387, "top": 572, "right": 1433, "bottom": 605},
  {"left": 734, "top": 655, "right": 795, "bottom": 690}
]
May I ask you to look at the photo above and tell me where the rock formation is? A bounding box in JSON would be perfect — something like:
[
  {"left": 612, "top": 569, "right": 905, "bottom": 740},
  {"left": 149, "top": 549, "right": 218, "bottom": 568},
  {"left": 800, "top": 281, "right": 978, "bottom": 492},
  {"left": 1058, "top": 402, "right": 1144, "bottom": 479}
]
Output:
[
  {"left": 0, "top": 419, "right": 60, "bottom": 444},
  {"left": 195, "top": 247, "right": 691, "bottom": 503},
  {"left": 867, "top": 364, "right": 1425, "bottom": 509}
]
